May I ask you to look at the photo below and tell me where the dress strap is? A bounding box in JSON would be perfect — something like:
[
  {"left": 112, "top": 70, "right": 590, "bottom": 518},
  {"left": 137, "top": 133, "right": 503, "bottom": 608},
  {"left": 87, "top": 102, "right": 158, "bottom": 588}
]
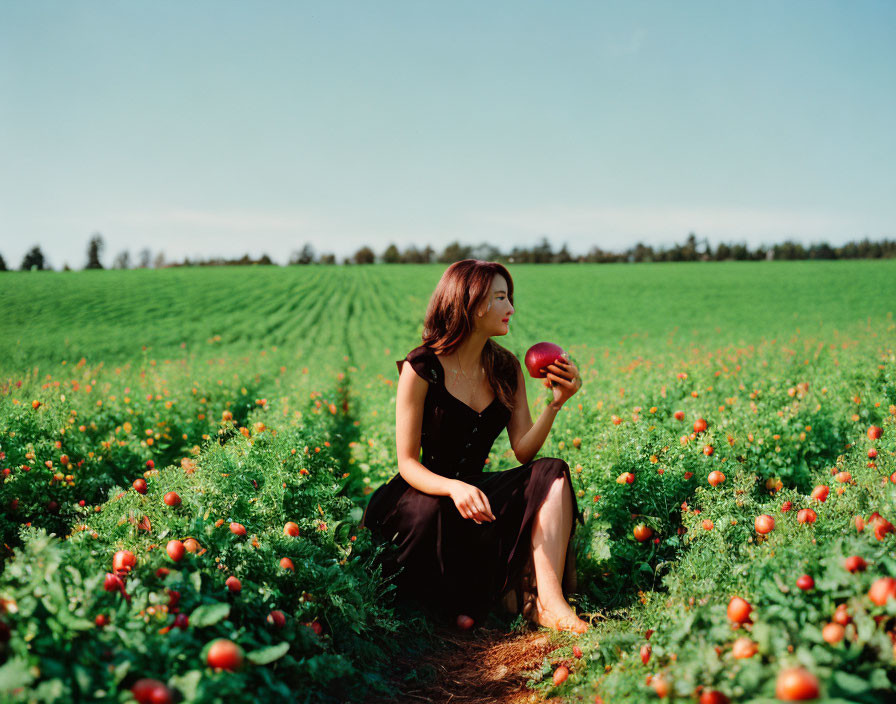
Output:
[{"left": 396, "top": 345, "right": 442, "bottom": 385}]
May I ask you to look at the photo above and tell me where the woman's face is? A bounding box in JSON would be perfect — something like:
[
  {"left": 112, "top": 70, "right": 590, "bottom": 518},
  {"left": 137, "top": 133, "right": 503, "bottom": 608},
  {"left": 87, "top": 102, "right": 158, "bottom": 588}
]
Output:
[{"left": 475, "top": 274, "right": 514, "bottom": 336}]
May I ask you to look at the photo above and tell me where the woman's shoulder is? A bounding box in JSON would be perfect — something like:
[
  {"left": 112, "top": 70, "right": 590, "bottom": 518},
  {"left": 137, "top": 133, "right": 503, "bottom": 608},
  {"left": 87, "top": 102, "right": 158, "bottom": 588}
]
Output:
[{"left": 397, "top": 345, "right": 441, "bottom": 384}]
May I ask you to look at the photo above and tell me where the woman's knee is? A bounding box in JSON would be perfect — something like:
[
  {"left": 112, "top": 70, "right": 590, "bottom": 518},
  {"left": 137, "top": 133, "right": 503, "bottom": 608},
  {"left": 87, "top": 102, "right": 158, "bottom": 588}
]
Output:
[{"left": 533, "top": 457, "right": 571, "bottom": 487}]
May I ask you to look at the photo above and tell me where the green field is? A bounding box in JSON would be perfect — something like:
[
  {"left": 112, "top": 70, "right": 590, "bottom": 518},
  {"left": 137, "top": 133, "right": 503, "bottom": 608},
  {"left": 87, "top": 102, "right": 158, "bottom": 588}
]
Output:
[{"left": 1, "top": 261, "right": 895, "bottom": 703}]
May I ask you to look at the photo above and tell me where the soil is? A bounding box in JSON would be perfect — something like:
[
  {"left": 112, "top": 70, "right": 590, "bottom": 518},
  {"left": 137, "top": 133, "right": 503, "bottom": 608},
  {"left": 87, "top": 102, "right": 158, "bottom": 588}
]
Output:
[{"left": 366, "top": 618, "right": 580, "bottom": 704}]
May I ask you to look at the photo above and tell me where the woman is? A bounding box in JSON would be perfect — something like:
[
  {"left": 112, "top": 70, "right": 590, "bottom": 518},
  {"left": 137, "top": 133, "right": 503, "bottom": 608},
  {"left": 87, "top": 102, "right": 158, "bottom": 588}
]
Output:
[{"left": 360, "top": 260, "right": 588, "bottom": 634}]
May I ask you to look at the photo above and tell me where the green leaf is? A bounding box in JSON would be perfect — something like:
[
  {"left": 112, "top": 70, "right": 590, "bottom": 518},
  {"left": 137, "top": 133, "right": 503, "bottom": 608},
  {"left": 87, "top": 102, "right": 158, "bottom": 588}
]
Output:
[
  {"left": 190, "top": 602, "right": 230, "bottom": 627},
  {"left": 247, "top": 642, "right": 290, "bottom": 665},
  {"left": 830, "top": 670, "right": 870, "bottom": 697},
  {"left": 0, "top": 657, "right": 34, "bottom": 691},
  {"left": 169, "top": 670, "right": 202, "bottom": 700},
  {"left": 74, "top": 664, "right": 92, "bottom": 693},
  {"left": 189, "top": 570, "right": 202, "bottom": 594},
  {"left": 869, "top": 668, "right": 891, "bottom": 690}
]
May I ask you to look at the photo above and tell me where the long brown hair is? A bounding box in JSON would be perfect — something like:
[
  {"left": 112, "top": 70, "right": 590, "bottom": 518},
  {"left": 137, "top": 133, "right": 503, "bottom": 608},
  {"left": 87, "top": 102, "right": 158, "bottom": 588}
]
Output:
[{"left": 420, "top": 260, "right": 519, "bottom": 412}]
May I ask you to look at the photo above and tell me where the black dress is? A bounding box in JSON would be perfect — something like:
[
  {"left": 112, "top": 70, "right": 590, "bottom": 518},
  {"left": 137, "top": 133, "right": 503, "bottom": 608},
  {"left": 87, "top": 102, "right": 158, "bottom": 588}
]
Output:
[{"left": 359, "top": 344, "right": 584, "bottom": 625}]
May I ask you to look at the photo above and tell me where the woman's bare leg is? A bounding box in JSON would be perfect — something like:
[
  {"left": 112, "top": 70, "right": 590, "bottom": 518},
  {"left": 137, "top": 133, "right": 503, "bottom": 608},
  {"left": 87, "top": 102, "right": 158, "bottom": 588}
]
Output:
[{"left": 530, "top": 476, "right": 588, "bottom": 633}]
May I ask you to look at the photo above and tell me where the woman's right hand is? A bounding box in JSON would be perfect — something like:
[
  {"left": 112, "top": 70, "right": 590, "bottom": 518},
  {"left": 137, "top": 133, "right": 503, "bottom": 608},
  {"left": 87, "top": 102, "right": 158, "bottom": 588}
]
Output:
[{"left": 449, "top": 481, "right": 496, "bottom": 524}]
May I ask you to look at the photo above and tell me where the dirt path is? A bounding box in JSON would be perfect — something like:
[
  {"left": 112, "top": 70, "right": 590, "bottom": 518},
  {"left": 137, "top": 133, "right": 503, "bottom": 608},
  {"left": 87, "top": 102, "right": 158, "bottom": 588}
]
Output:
[{"left": 367, "top": 622, "right": 575, "bottom": 704}]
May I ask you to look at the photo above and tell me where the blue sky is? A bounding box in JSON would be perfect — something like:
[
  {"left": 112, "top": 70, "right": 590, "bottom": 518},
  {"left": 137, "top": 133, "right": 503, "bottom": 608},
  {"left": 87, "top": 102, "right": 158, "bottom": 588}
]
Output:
[{"left": 1, "top": 1, "right": 894, "bottom": 267}]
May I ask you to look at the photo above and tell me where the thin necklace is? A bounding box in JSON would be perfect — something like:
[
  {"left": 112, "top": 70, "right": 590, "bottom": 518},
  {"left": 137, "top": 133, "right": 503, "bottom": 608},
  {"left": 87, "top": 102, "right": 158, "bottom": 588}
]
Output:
[{"left": 450, "top": 354, "right": 482, "bottom": 409}]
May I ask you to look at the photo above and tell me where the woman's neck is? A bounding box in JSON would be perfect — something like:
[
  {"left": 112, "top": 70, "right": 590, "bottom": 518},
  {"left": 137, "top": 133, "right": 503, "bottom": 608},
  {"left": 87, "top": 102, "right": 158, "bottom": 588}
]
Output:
[{"left": 443, "top": 333, "right": 489, "bottom": 370}]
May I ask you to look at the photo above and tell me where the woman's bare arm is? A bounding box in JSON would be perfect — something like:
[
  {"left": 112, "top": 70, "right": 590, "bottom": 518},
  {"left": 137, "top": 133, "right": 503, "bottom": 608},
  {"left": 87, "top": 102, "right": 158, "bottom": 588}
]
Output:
[
  {"left": 396, "top": 361, "right": 458, "bottom": 496},
  {"left": 506, "top": 358, "right": 562, "bottom": 465}
]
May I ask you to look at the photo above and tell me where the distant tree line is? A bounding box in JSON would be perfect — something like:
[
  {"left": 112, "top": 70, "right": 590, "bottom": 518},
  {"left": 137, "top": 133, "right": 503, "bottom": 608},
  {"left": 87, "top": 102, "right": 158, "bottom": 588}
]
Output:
[{"left": 2, "top": 232, "right": 895, "bottom": 272}]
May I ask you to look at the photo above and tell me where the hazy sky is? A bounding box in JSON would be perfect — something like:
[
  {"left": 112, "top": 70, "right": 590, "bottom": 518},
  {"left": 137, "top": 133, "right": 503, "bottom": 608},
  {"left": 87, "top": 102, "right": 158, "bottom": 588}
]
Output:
[{"left": 1, "top": 1, "right": 894, "bottom": 267}]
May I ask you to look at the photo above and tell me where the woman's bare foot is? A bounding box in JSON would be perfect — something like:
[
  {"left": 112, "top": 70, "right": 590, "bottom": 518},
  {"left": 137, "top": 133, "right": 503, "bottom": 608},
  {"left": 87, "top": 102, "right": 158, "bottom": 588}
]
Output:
[{"left": 535, "top": 596, "right": 589, "bottom": 634}]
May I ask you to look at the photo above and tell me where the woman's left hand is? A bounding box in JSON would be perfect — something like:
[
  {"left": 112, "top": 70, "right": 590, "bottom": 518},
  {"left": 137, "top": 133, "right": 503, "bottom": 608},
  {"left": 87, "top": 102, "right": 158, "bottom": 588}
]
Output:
[{"left": 543, "top": 354, "right": 582, "bottom": 407}]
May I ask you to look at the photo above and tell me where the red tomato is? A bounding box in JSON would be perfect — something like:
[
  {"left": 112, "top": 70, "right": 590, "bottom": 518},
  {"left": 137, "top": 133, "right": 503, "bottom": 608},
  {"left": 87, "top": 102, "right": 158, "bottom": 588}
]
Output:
[
  {"left": 267, "top": 610, "right": 286, "bottom": 628},
  {"left": 694, "top": 418, "right": 708, "bottom": 433},
  {"left": 775, "top": 667, "right": 820, "bottom": 701},
  {"left": 616, "top": 472, "right": 635, "bottom": 484},
  {"left": 206, "top": 639, "right": 244, "bottom": 671},
  {"left": 230, "top": 522, "right": 246, "bottom": 536},
  {"left": 183, "top": 538, "right": 201, "bottom": 553},
  {"left": 731, "top": 637, "right": 757, "bottom": 659},
  {"left": 834, "top": 472, "right": 852, "bottom": 484},
  {"left": 868, "top": 448, "right": 878, "bottom": 459},
  {"left": 640, "top": 643, "right": 651, "bottom": 664},
  {"left": 225, "top": 576, "right": 241, "bottom": 594},
  {"left": 797, "top": 508, "right": 817, "bottom": 524},
  {"left": 832, "top": 604, "right": 851, "bottom": 626},
  {"left": 132, "top": 479, "right": 148, "bottom": 494},
  {"left": 822, "top": 622, "right": 844, "bottom": 644},
  {"left": 844, "top": 556, "right": 867, "bottom": 573},
  {"left": 173, "top": 613, "right": 189, "bottom": 630},
  {"left": 524, "top": 342, "right": 565, "bottom": 379},
  {"left": 727, "top": 596, "right": 752, "bottom": 624},
  {"left": 703, "top": 445, "right": 714, "bottom": 456},
  {"left": 868, "top": 577, "right": 896, "bottom": 606},
  {"left": 796, "top": 574, "right": 815, "bottom": 591},
  {"left": 633, "top": 524, "right": 653, "bottom": 542},
  {"left": 283, "top": 522, "right": 300, "bottom": 537},
  {"left": 112, "top": 550, "right": 136, "bottom": 575},
  {"left": 552, "top": 665, "right": 569, "bottom": 686},
  {"left": 810, "top": 485, "right": 829, "bottom": 502},
  {"left": 104, "top": 572, "right": 125, "bottom": 593},
  {"left": 702, "top": 519, "right": 714, "bottom": 530},
  {"left": 781, "top": 501, "right": 793, "bottom": 512},
  {"left": 166, "top": 540, "right": 185, "bottom": 562},
  {"left": 94, "top": 614, "right": 109, "bottom": 627},
  {"left": 867, "top": 425, "right": 882, "bottom": 440},
  {"left": 699, "top": 691, "right": 730, "bottom": 704},
  {"left": 280, "top": 557, "right": 295, "bottom": 572},
  {"left": 163, "top": 492, "right": 181, "bottom": 507},
  {"left": 132, "top": 679, "right": 173, "bottom": 704},
  {"left": 674, "top": 410, "right": 685, "bottom": 421},
  {"left": 651, "top": 674, "right": 670, "bottom": 698},
  {"left": 754, "top": 515, "right": 775, "bottom": 534},
  {"left": 573, "top": 645, "right": 583, "bottom": 658},
  {"left": 708, "top": 471, "right": 725, "bottom": 486}
]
